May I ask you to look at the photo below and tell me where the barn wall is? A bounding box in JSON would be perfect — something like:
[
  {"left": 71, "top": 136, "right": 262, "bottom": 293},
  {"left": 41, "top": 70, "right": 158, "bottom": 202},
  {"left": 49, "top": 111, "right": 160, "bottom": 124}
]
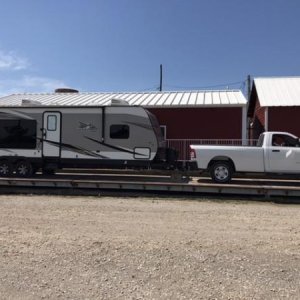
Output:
[
  {"left": 268, "top": 107, "right": 300, "bottom": 137},
  {"left": 148, "top": 107, "right": 243, "bottom": 139}
]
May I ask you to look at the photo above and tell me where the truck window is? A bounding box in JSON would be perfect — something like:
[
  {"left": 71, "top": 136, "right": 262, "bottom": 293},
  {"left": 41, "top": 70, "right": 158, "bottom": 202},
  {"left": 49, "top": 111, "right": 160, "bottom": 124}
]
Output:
[
  {"left": 110, "top": 125, "right": 129, "bottom": 139},
  {"left": 272, "top": 135, "right": 284, "bottom": 146},
  {"left": 272, "top": 134, "right": 299, "bottom": 147},
  {"left": 0, "top": 119, "right": 37, "bottom": 149}
]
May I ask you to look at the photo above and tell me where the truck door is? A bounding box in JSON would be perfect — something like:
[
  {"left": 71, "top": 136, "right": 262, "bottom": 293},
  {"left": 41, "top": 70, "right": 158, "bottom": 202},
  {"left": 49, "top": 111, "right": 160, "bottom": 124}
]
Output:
[
  {"left": 267, "top": 133, "right": 300, "bottom": 172},
  {"left": 42, "top": 112, "right": 61, "bottom": 157}
]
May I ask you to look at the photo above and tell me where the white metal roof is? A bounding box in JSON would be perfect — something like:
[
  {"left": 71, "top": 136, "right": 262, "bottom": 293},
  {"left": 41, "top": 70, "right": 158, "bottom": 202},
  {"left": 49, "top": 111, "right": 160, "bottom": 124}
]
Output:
[
  {"left": 254, "top": 77, "right": 300, "bottom": 107},
  {"left": 0, "top": 90, "right": 247, "bottom": 107}
]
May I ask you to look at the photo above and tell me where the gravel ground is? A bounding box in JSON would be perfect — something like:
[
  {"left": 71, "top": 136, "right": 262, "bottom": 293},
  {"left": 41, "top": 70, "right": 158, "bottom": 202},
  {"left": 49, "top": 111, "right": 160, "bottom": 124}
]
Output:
[{"left": 0, "top": 195, "right": 300, "bottom": 299}]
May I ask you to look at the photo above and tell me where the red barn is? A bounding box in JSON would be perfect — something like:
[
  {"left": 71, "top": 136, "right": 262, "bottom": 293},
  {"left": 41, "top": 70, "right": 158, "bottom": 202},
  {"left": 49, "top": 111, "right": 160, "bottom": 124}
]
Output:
[
  {"left": 0, "top": 90, "right": 247, "bottom": 140},
  {"left": 0, "top": 90, "right": 247, "bottom": 160},
  {"left": 148, "top": 93, "right": 246, "bottom": 140},
  {"left": 248, "top": 77, "right": 300, "bottom": 139}
]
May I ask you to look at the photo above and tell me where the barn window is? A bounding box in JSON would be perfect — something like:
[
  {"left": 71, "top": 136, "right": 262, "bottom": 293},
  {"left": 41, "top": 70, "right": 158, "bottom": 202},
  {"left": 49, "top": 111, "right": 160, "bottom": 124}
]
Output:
[
  {"left": 0, "top": 119, "right": 37, "bottom": 149},
  {"left": 110, "top": 124, "right": 129, "bottom": 139}
]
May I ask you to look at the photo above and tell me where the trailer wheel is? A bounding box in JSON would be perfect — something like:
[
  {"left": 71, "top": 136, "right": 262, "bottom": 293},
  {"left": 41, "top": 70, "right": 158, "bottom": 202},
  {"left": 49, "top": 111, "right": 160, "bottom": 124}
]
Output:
[
  {"left": 15, "top": 160, "right": 33, "bottom": 177},
  {"left": 0, "top": 160, "right": 12, "bottom": 177},
  {"left": 210, "top": 161, "right": 233, "bottom": 183}
]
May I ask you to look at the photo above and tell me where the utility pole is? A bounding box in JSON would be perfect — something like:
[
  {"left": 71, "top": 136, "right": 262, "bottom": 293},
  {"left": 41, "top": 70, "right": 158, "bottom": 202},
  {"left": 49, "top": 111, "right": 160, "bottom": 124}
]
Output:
[
  {"left": 247, "top": 75, "right": 251, "bottom": 100},
  {"left": 159, "top": 64, "right": 163, "bottom": 91}
]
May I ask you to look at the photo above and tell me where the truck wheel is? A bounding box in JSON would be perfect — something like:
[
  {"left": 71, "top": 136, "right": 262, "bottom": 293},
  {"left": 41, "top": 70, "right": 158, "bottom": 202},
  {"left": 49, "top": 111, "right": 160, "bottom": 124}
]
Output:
[
  {"left": 0, "top": 160, "right": 12, "bottom": 177},
  {"left": 210, "top": 161, "right": 233, "bottom": 183},
  {"left": 15, "top": 160, "right": 33, "bottom": 177}
]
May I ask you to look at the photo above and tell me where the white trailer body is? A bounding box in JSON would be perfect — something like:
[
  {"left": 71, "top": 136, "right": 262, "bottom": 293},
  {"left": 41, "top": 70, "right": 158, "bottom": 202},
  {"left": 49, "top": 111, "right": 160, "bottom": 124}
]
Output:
[{"left": 0, "top": 103, "right": 172, "bottom": 176}]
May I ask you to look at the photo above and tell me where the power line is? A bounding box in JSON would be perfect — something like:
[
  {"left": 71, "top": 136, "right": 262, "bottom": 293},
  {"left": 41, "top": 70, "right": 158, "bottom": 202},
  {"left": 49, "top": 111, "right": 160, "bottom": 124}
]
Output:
[
  {"left": 165, "top": 80, "right": 245, "bottom": 90},
  {"left": 134, "top": 79, "right": 247, "bottom": 93}
]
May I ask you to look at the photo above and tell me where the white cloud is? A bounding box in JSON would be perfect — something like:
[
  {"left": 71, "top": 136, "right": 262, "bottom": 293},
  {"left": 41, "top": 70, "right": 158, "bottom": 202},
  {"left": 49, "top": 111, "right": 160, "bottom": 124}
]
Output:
[
  {"left": 0, "top": 75, "right": 67, "bottom": 96},
  {"left": 0, "top": 49, "right": 69, "bottom": 96},
  {"left": 0, "top": 50, "right": 29, "bottom": 71}
]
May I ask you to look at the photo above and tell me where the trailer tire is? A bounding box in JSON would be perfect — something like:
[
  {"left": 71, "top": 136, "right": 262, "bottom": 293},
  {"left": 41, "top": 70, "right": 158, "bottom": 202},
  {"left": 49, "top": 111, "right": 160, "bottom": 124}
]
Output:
[
  {"left": 210, "top": 161, "right": 233, "bottom": 183},
  {"left": 0, "top": 160, "right": 12, "bottom": 177},
  {"left": 15, "top": 160, "right": 33, "bottom": 177}
]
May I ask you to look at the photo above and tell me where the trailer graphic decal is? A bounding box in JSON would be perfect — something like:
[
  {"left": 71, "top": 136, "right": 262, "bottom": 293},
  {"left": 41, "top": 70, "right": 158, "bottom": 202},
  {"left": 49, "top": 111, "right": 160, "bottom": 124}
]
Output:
[
  {"left": 123, "top": 121, "right": 153, "bottom": 131},
  {"left": 39, "top": 136, "right": 148, "bottom": 158},
  {"left": 78, "top": 122, "right": 97, "bottom": 131},
  {"left": 38, "top": 138, "right": 108, "bottom": 158},
  {"left": 84, "top": 136, "right": 148, "bottom": 157}
]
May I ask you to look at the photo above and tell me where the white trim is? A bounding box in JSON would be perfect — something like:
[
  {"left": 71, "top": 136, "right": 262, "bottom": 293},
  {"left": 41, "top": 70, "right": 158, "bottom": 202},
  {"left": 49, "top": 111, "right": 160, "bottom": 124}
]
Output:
[
  {"left": 242, "top": 106, "right": 247, "bottom": 145},
  {"left": 265, "top": 107, "right": 269, "bottom": 131}
]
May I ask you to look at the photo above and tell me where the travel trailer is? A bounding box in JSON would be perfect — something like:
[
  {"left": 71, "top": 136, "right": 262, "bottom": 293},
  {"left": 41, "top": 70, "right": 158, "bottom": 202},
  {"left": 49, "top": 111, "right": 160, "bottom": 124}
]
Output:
[{"left": 0, "top": 100, "right": 175, "bottom": 177}]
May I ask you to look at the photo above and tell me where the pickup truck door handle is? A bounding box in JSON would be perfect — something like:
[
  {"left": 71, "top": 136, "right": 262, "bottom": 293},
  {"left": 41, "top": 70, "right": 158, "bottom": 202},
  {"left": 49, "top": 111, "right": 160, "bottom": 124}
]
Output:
[{"left": 272, "top": 149, "right": 280, "bottom": 152}]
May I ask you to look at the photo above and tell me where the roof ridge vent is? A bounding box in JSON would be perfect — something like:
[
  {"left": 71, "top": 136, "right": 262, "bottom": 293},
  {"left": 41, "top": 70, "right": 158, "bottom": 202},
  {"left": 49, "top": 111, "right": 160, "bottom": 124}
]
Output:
[{"left": 110, "top": 98, "right": 129, "bottom": 106}]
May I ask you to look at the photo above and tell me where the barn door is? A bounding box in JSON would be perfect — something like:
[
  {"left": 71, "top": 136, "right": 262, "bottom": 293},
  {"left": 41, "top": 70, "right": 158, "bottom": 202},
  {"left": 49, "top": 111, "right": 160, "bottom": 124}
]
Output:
[{"left": 42, "top": 112, "right": 61, "bottom": 157}]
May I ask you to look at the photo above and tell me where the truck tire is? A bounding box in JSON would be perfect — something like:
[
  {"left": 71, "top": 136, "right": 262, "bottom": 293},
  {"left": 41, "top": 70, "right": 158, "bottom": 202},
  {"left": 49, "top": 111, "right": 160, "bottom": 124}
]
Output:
[
  {"left": 0, "top": 160, "right": 12, "bottom": 177},
  {"left": 210, "top": 161, "right": 233, "bottom": 183},
  {"left": 15, "top": 160, "right": 33, "bottom": 177}
]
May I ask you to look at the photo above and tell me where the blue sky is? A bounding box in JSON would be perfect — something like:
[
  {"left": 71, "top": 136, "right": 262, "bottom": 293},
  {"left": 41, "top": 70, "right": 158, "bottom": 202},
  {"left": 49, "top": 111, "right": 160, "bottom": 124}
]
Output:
[{"left": 0, "top": 0, "right": 300, "bottom": 95}]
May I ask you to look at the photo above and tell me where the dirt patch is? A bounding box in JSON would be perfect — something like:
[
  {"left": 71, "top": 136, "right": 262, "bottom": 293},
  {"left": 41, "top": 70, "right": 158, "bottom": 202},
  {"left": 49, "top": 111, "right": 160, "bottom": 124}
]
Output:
[{"left": 0, "top": 195, "right": 300, "bottom": 299}]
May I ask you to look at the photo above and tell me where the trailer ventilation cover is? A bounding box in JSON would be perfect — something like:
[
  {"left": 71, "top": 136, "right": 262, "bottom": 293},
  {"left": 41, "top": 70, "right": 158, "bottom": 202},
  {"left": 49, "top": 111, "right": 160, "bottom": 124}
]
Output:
[
  {"left": 55, "top": 88, "right": 79, "bottom": 93},
  {"left": 110, "top": 99, "right": 129, "bottom": 106},
  {"left": 22, "top": 99, "right": 42, "bottom": 106}
]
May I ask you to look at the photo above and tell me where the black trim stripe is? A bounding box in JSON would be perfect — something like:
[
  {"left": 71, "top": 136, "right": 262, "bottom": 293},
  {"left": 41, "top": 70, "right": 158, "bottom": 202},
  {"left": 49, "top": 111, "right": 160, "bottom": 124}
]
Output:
[
  {"left": 38, "top": 137, "right": 149, "bottom": 158},
  {"left": 38, "top": 138, "right": 108, "bottom": 158},
  {"left": 84, "top": 136, "right": 148, "bottom": 157},
  {"left": 123, "top": 121, "right": 153, "bottom": 130}
]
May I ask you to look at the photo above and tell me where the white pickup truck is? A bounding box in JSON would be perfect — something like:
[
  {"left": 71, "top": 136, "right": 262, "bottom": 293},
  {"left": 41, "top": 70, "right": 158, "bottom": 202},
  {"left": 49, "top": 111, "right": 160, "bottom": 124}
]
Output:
[{"left": 190, "top": 132, "right": 300, "bottom": 183}]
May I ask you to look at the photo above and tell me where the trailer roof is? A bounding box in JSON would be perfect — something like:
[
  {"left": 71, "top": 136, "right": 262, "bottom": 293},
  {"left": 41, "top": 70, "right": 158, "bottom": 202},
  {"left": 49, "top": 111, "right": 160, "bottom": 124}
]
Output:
[{"left": 0, "top": 90, "right": 247, "bottom": 107}]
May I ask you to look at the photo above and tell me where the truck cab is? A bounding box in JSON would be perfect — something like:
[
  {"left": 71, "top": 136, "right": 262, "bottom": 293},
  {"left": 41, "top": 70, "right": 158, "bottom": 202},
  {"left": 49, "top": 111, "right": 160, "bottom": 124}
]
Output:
[{"left": 263, "top": 132, "right": 300, "bottom": 173}]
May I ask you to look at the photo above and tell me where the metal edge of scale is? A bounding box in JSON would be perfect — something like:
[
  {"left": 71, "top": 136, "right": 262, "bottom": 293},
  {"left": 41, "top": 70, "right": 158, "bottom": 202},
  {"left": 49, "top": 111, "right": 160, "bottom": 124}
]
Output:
[{"left": 1, "top": 177, "right": 300, "bottom": 198}]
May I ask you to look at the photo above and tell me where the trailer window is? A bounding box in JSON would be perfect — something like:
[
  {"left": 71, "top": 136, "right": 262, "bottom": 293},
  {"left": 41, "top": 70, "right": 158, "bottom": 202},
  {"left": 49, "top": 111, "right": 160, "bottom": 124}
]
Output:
[
  {"left": 47, "top": 115, "right": 57, "bottom": 131},
  {"left": 110, "top": 125, "right": 129, "bottom": 139},
  {"left": 0, "top": 119, "right": 37, "bottom": 149}
]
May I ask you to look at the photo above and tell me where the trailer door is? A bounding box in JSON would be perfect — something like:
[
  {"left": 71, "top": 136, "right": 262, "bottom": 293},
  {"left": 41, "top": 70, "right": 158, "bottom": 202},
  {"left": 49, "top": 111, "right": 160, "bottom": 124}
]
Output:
[{"left": 43, "top": 112, "right": 61, "bottom": 157}]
